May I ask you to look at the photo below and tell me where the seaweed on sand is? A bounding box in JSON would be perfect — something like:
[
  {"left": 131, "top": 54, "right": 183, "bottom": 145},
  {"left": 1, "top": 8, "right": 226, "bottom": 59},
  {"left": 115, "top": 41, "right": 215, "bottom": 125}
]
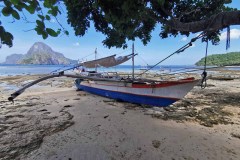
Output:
[{"left": 0, "top": 101, "right": 74, "bottom": 160}]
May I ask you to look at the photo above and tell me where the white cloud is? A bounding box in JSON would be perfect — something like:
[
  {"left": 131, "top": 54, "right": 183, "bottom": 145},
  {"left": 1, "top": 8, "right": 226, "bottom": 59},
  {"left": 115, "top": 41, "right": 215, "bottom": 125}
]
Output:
[
  {"left": 181, "top": 37, "right": 187, "bottom": 41},
  {"left": 220, "top": 29, "right": 240, "bottom": 41},
  {"left": 73, "top": 42, "right": 80, "bottom": 46}
]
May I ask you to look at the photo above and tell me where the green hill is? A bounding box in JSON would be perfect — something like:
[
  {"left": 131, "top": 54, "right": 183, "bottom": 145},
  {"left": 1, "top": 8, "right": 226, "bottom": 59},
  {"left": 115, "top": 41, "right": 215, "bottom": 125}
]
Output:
[{"left": 195, "top": 52, "right": 240, "bottom": 66}]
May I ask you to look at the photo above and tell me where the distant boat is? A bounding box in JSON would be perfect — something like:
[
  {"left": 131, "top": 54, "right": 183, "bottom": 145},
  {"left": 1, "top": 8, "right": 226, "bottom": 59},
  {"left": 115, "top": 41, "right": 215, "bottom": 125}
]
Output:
[{"left": 139, "top": 65, "right": 153, "bottom": 71}]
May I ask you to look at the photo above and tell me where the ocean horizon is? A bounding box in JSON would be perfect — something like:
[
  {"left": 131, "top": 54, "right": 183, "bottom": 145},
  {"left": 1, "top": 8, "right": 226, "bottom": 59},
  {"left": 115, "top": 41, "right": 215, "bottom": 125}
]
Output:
[{"left": 0, "top": 64, "right": 239, "bottom": 76}]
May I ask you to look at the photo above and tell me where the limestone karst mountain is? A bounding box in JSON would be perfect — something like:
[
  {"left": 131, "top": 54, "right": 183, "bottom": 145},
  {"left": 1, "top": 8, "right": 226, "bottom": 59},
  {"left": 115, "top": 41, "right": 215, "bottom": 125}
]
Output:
[{"left": 3, "top": 42, "right": 77, "bottom": 65}]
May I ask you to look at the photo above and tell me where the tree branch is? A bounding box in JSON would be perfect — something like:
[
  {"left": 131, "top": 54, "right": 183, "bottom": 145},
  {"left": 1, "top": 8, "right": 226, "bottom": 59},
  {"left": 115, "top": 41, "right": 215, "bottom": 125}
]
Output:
[
  {"left": 54, "top": 16, "right": 65, "bottom": 31},
  {"left": 167, "top": 11, "right": 240, "bottom": 33},
  {"left": 23, "top": 28, "right": 35, "bottom": 32},
  {"left": 21, "top": 11, "right": 35, "bottom": 23}
]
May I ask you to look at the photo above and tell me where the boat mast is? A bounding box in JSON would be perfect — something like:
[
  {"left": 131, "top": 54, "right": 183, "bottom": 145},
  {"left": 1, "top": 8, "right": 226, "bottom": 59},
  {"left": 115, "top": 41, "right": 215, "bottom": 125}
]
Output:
[
  {"left": 132, "top": 43, "right": 135, "bottom": 80},
  {"left": 95, "top": 48, "right": 97, "bottom": 72}
]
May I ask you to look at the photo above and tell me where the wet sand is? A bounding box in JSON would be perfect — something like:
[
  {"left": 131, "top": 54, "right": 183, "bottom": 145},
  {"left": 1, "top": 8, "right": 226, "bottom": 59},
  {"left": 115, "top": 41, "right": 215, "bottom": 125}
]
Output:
[{"left": 0, "top": 72, "right": 240, "bottom": 160}]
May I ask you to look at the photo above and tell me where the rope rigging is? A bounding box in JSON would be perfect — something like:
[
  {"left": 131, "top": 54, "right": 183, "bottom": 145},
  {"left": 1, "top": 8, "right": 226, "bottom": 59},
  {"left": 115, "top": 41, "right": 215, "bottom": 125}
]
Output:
[
  {"left": 135, "top": 32, "right": 206, "bottom": 78},
  {"left": 201, "top": 40, "right": 208, "bottom": 89},
  {"left": 153, "top": 66, "right": 210, "bottom": 77},
  {"left": 50, "top": 27, "right": 232, "bottom": 86},
  {"left": 137, "top": 54, "right": 149, "bottom": 67}
]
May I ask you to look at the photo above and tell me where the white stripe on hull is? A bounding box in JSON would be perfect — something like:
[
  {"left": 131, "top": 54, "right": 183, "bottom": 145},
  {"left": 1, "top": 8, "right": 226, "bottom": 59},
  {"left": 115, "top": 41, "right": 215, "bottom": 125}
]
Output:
[{"left": 80, "top": 80, "right": 199, "bottom": 99}]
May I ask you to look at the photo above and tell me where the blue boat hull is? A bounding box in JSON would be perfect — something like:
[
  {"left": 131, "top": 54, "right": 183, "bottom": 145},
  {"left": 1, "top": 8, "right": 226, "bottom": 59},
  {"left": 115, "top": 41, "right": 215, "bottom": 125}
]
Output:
[{"left": 75, "top": 79, "right": 178, "bottom": 107}]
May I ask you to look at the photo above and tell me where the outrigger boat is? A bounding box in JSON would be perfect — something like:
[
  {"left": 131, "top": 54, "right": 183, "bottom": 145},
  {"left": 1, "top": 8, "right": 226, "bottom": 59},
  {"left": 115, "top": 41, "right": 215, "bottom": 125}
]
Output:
[
  {"left": 8, "top": 44, "right": 199, "bottom": 107},
  {"left": 75, "top": 77, "right": 198, "bottom": 107}
]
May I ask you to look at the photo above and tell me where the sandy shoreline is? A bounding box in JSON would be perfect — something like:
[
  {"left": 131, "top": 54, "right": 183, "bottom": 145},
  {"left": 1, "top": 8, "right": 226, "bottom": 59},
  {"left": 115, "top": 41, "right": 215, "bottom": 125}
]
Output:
[{"left": 0, "top": 72, "right": 240, "bottom": 160}]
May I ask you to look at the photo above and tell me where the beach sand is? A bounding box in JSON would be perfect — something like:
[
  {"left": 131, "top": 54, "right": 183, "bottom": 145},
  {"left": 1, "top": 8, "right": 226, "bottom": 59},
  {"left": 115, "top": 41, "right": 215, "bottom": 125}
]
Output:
[{"left": 0, "top": 72, "right": 240, "bottom": 160}]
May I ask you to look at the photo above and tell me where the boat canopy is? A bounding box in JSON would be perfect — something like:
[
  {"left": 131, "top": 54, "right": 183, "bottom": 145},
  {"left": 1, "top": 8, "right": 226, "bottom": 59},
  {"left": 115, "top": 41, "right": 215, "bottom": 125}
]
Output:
[{"left": 81, "top": 54, "right": 134, "bottom": 68}]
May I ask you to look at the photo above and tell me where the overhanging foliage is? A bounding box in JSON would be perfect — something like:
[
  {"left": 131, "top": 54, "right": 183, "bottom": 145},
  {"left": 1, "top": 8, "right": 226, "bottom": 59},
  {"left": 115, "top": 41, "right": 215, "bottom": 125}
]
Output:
[{"left": 0, "top": 0, "right": 239, "bottom": 49}]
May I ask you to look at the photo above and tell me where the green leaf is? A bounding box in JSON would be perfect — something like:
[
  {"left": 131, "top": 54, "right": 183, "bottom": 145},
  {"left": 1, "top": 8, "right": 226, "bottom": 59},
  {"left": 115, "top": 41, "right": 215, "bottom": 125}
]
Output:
[
  {"left": 44, "top": 0, "right": 57, "bottom": 8},
  {"left": 48, "top": 6, "right": 59, "bottom": 16},
  {"left": 4, "top": 0, "right": 12, "bottom": 7},
  {"left": 26, "top": 2, "right": 37, "bottom": 14},
  {"left": 46, "top": 28, "right": 58, "bottom": 37},
  {"left": 57, "top": 29, "right": 61, "bottom": 34},
  {"left": 0, "top": 26, "right": 14, "bottom": 47},
  {"left": 26, "top": 6, "right": 35, "bottom": 14},
  {"left": 12, "top": 10, "right": 20, "bottom": 20},
  {"left": 15, "top": 5, "right": 23, "bottom": 11},
  {"left": 2, "top": 7, "right": 13, "bottom": 16},
  {"left": 51, "top": 0, "right": 57, "bottom": 5},
  {"left": 42, "top": 31, "right": 48, "bottom": 39},
  {"left": 17, "top": 2, "right": 28, "bottom": 11},
  {"left": 36, "top": 20, "right": 45, "bottom": 29},
  {"left": 64, "top": 30, "right": 69, "bottom": 35},
  {"left": 46, "top": 15, "right": 51, "bottom": 20},
  {"left": 157, "top": 0, "right": 165, "bottom": 5},
  {"left": 34, "top": 27, "right": 42, "bottom": 35},
  {"left": 10, "top": 0, "right": 19, "bottom": 5},
  {"left": 43, "top": 0, "right": 51, "bottom": 8},
  {"left": 224, "top": 0, "right": 232, "bottom": 4},
  {"left": 38, "top": 14, "right": 45, "bottom": 20}
]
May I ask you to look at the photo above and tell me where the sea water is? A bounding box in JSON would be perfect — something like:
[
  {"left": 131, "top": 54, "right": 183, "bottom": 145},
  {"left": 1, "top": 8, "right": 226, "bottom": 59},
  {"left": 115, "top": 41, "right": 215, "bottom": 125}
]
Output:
[
  {"left": 0, "top": 64, "right": 239, "bottom": 76},
  {"left": 0, "top": 64, "right": 193, "bottom": 76},
  {"left": 0, "top": 64, "right": 65, "bottom": 76}
]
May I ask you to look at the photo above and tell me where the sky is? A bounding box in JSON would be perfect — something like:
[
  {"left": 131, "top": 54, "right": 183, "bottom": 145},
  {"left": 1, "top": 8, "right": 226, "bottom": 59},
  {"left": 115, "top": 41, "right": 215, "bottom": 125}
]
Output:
[{"left": 0, "top": 1, "right": 240, "bottom": 65}]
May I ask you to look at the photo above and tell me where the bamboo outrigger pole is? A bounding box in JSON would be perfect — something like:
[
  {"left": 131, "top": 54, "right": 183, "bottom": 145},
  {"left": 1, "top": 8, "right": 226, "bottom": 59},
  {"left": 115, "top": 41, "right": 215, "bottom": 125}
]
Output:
[{"left": 8, "top": 72, "right": 137, "bottom": 102}]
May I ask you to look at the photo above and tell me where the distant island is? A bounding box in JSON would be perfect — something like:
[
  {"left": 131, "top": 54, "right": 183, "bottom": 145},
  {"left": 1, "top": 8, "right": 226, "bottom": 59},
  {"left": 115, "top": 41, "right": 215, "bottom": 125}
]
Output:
[
  {"left": 3, "top": 42, "right": 77, "bottom": 65},
  {"left": 195, "top": 52, "right": 240, "bottom": 66}
]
